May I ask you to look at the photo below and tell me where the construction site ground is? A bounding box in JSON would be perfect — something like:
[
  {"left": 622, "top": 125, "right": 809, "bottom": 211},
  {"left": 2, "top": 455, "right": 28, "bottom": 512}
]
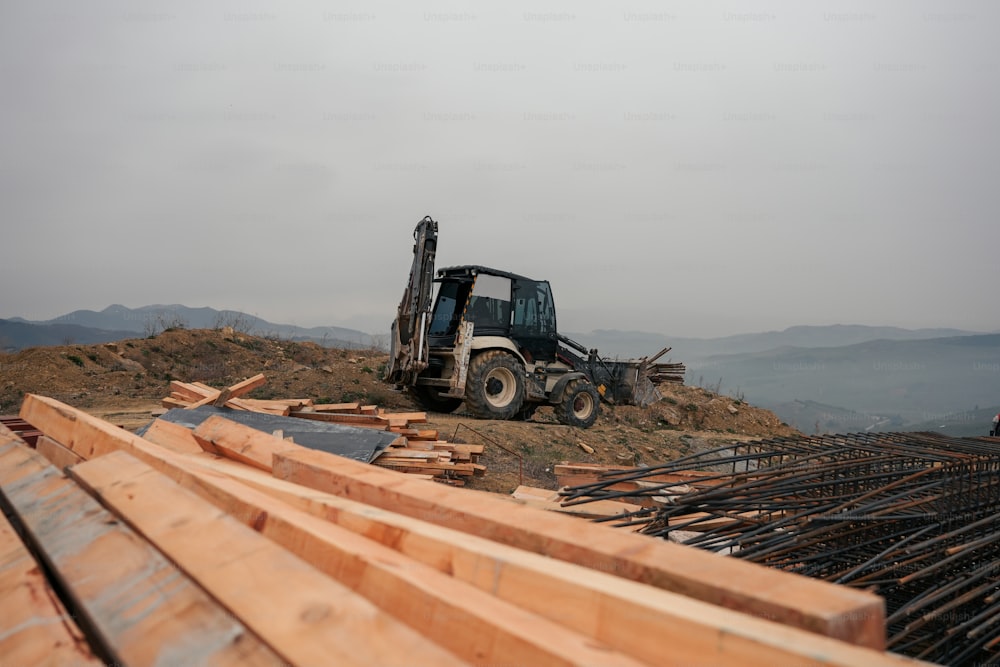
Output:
[{"left": 0, "top": 327, "right": 798, "bottom": 493}]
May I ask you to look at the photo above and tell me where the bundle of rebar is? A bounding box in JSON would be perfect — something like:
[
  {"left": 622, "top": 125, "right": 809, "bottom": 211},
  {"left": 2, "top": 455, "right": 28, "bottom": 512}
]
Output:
[{"left": 559, "top": 431, "right": 1000, "bottom": 666}]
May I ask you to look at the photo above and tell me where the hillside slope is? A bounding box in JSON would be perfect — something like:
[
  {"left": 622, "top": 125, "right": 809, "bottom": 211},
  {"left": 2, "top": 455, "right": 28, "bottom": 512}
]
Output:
[{"left": 0, "top": 328, "right": 797, "bottom": 492}]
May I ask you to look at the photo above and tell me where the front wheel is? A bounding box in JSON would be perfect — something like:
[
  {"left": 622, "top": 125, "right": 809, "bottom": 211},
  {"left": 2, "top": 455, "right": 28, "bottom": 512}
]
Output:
[
  {"left": 554, "top": 379, "right": 601, "bottom": 428},
  {"left": 464, "top": 351, "right": 525, "bottom": 420}
]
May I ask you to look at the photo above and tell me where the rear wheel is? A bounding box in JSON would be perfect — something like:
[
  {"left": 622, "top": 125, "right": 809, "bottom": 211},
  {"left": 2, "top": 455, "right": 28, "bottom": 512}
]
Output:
[
  {"left": 411, "top": 386, "right": 463, "bottom": 414},
  {"left": 465, "top": 351, "right": 525, "bottom": 420},
  {"left": 554, "top": 379, "right": 601, "bottom": 428}
]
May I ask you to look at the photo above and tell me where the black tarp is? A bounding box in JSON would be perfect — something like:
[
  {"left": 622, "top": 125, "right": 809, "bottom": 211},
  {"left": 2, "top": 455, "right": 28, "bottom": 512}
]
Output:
[{"left": 138, "top": 406, "right": 397, "bottom": 463}]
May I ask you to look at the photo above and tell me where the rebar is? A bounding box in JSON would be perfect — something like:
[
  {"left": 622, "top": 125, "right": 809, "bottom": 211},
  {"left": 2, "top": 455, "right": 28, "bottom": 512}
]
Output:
[{"left": 559, "top": 431, "right": 1000, "bottom": 665}]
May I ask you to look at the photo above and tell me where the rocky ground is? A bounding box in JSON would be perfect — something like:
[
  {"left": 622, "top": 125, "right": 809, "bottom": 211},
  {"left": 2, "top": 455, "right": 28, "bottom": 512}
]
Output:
[{"left": 0, "top": 327, "right": 799, "bottom": 493}]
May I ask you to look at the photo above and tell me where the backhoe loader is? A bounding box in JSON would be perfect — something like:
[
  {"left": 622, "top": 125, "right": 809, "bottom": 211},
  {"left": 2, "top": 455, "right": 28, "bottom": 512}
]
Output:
[{"left": 385, "top": 216, "right": 684, "bottom": 428}]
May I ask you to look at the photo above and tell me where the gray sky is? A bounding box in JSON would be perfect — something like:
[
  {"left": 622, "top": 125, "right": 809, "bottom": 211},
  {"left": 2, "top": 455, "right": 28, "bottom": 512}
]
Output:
[{"left": 2, "top": 1, "right": 997, "bottom": 338}]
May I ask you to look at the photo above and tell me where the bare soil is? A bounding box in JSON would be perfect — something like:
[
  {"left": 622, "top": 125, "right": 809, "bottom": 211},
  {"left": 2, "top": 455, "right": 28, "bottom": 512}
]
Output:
[{"left": 1, "top": 328, "right": 798, "bottom": 493}]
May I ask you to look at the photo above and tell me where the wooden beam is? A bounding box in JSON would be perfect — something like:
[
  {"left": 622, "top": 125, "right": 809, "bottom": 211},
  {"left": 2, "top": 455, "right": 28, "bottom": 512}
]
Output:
[
  {"left": 98, "top": 450, "right": 647, "bottom": 667},
  {"left": 0, "top": 508, "right": 102, "bottom": 667},
  {"left": 0, "top": 439, "right": 284, "bottom": 666},
  {"left": 66, "top": 452, "right": 466, "bottom": 667},
  {"left": 169, "top": 380, "right": 209, "bottom": 402},
  {"left": 34, "top": 434, "right": 85, "bottom": 470},
  {"left": 130, "top": 451, "right": 924, "bottom": 667},
  {"left": 311, "top": 402, "right": 361, "bottom": 413},
  {"left": 272, "top": 444, "right": 887, "bottom": 649},
  {"left": 289, "top": 411, "right": 390, "bottom": 428},
  {"left": 511, "top": 485, "right": 644, "bottom": 519},
  {"left": 212, "top": 373, "right": 267, "bottom": 407},
  {"left": 183, "top": 374, "right": 267, "bottom": 410},
  {"left": 16, "top": 395, "right": 888, "bottom": 653},
  {"left": 0, "top": 426, "right": 100, "bottom": 666},
  {"left": 193, "top": 414, "right": 296, "bottom": 471},
  {"left": 139, "top": 418, "right": 206, "bottom": 454}
]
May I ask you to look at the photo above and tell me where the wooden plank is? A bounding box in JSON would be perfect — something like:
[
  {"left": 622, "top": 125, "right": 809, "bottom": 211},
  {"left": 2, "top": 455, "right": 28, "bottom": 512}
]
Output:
[
  {"left": 289, "top": 411, "right": 390, "bottom": 428},
  {"left": 193, "top": 414, "right": 297, "bottom": 471},
  {"left": 66, "top": 452, "right": 466, "bottom": 667},
  {"left": 139, "top": 418, "right": 206, "bottom": 454},
  {"left": 212, "top": 373, "right": 267, "bottom": 407},
  {"left": 161, "top": 396, "right": 190, "bottom": 409},
  {"left": 184, "top": 374, "right": 267, "bottom": 410},
  {"left": 0, "top": 425, "right": 100, "bottom": 666},
  {"left": 373, "top": 460, "right": 478, "bottom": 475},
  {"left": 310, "top": 402, "right": 361, "bottom": 413},
  {"left": 0, "top": 508, "right": 101, "bottom": 667},
  {"left": 34, "top": 434, "right": 85, "bottom": 469},
  {"left": 511, "top": 485, "right": 644, "bottom": 519},
  {"left": 17, "top": 395, "right": 889, "bottom": 652},
  {"left": 0, "top": 439, "right": 284, "bottom": 666},
  {"left": 379, "top": 411, "right": 428, "bottom": 423},
  {"left": 126, "top": 450, "right": 923, "bottom": 667},
  {"left": 233, "top": 399, "right": 295, "bottom": 415},
  {"left": 94, "top": 450, "right": 646, "bottom": 667},
  {"left": 272, "top": 444, "right": 888, "bottom": 649},
  {"left": 170, "top": 380, "right": 210, "bottom": 402},
  {"left": 374, "top": 449, "right": 446, "bottom": 460}
]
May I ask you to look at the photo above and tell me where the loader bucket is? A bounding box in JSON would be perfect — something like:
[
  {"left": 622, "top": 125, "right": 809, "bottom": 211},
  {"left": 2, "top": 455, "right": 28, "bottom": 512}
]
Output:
[{"left": 586, "top": 347, "right": 685, "bottom": 408}]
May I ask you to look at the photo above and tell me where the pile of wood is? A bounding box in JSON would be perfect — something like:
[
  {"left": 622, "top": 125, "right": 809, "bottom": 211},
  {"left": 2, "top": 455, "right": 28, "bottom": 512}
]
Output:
[
  {"left": 288, "top": 405, "right": 484, "bottom": 484},
  {"left": 162, "top": 374, "right": 484, "bottom": 483},
  {"left": 0, "top": 393, "right": 931, "bottom": 666}
]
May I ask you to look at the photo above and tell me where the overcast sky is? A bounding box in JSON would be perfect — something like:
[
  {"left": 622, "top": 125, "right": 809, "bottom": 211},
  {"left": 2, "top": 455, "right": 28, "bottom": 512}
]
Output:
[{"left": 2, "top": 1, "right": 997, "bottom": 338}]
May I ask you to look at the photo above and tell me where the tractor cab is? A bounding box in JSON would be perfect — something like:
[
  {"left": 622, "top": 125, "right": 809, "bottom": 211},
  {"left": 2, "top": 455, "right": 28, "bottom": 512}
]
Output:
[{"left": 428, "top": 266, "right": 558, "bottom": 363}]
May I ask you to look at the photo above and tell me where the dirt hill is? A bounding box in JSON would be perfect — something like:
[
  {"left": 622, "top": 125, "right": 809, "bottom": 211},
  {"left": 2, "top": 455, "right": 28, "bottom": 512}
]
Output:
[{"left": 0, "top": 328, "right": 798, "bottom": 492}]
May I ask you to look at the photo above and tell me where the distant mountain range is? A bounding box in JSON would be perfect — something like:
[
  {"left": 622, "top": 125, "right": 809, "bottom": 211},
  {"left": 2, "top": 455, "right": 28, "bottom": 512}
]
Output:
[
  {"left": 4, "top": 307, "right": 997, "bottom": 435},
  {"left": 570, "top": 325, "right": 984, "bottom": 361},
  {"left": 1, "top": 304, "right": 375, "bottom": 351},
  {"left": 571, "top": 327, "right": 998, "bottom": 434}
]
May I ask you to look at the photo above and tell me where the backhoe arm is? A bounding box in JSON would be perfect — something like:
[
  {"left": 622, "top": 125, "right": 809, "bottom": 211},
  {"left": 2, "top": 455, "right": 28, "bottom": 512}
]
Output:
[{"left": 385, "top": 216, "right": 438, "bottom": 386}]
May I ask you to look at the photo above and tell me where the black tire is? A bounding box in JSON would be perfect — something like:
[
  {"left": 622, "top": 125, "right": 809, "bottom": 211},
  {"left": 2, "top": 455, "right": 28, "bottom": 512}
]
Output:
[
  {"left": 554, "top": 379, "right": 601, "bottom": 428},
  {"left": 411, "top": 386, "right": 463, "bottom": 414},
  {"left": 464, "top": 350, "right": 525, "bottom": 420}
]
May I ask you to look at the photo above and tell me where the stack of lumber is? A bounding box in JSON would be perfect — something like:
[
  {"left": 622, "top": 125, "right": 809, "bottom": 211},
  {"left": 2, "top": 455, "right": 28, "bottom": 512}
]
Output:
[
  {"left": 0, "top": 394, "right": 935, "bottom": 666},
  {"left": 162, "top": 375, "right": 484, "bottom": 482},
  {"left": 163, "top": 374, "right": 311, "bottom": 414},
  {"left": 289, "top": 403, "right": 485, "bottom": 483}
]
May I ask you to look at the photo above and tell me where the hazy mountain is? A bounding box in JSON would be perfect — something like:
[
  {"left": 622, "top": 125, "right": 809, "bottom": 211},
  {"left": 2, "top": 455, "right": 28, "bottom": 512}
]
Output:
[
  {"left": 689, "top": 334, "right": 1000, "bottom": 425},
  {"left": 761, "top": 399, "right": 906, "bottom": 435},
  {"left": 4, "top": 304, "right": 375, "bottom": 351},
  {"left": 0, "top": 319, "right": 137, "bottom": 352},
  {"left": 570, "top": 325, "right": 982, "bottom": 362},
  {"left": 904, "top": 405, "right": 1000, "bottom": 438}
]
